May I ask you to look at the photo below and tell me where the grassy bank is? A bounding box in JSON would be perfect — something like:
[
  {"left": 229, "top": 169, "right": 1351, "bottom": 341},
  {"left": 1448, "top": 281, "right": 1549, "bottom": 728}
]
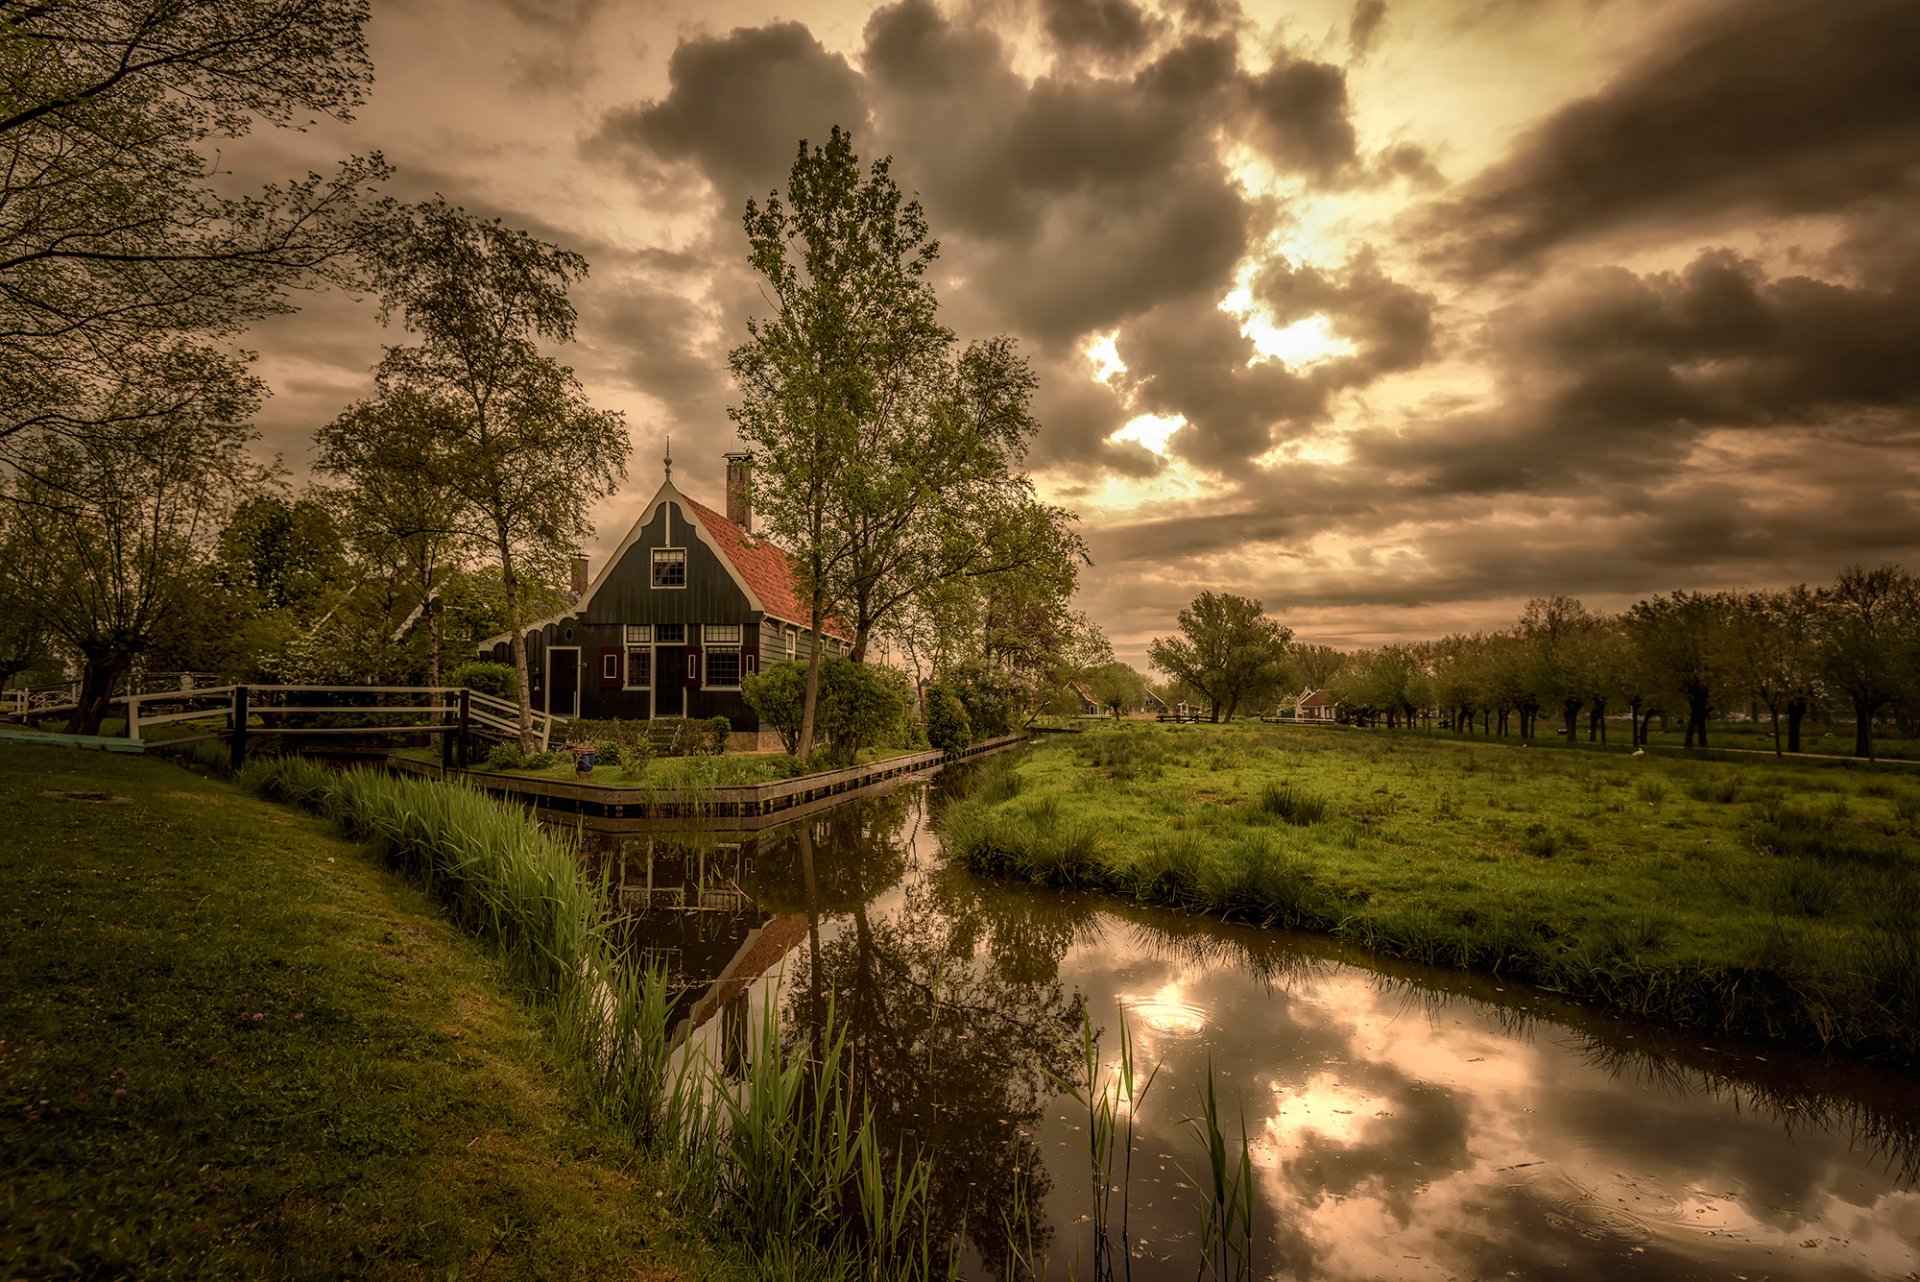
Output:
[
  {"left": 940, "top": 724, "right": 1920, "bottom": 1063},
  {"left": 396, "top": 744, "right": 924, "bottom": 790},
  {"left": 0, "top": 743, "right": 734, "bottom": 1280}
]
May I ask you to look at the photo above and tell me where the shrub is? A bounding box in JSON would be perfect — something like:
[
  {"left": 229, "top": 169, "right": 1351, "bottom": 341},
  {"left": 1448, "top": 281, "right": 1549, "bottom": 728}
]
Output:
[
  {"left": 484, "top": 740, "right": 526, "bottom": 771},
  {"left": 1258, "top": 782, "right": 1329, "bottom": 826},
  {"left": 925, "top": 685, "right": 972, "bottom": 754},
  {"left": 706, "top": 715, "right": 732, "bottom": 755},
  {"left": 448, "top": 660, "right": 517, "bottom": 700},
  {"left": 745, "top": 659, "right": 909, "bottom": 762},
  {"left": 945, "top": 663, "right": 1017, "bottom": 739}
]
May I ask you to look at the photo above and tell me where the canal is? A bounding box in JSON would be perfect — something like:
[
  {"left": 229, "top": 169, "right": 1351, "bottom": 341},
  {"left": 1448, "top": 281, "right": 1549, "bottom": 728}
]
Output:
[{"left": 565, "top": 774, "right": 1920, "bottom": 1281}]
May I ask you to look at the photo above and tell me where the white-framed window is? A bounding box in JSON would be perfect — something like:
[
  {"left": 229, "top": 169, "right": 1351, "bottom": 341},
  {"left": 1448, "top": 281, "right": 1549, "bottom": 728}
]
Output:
[
  {"left": 705, "top": 647, "right": 742, "bottom": 689},
  {"left": 704, "top": 624, "right": 742, "bottom": 645},
  {"left": 651, "top": 547, "right": 686, "bottom": 588},
  {"left": 601, "top": 652, "right": 620, "bottom": 682},
  {"left": 784, "top": 628, "right": 797, "bottom": 661},
  {"left": 624, "top": 624, "right": 652, "bottom": 644},
  {"left": 624, "top": 645, "right": 652, "bottom": 690},
  {"left": 656, "top": 622, "right": 685, "bottom": 644}
]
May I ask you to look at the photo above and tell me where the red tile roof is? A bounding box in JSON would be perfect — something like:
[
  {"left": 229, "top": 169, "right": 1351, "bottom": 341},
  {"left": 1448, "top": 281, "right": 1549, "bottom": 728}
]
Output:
[
  {"left": 1298, "top": 689, "right": 1336, "bottom": 708},
  {"left": 684, "top": 496, "right": 852, "bottom": 640}
]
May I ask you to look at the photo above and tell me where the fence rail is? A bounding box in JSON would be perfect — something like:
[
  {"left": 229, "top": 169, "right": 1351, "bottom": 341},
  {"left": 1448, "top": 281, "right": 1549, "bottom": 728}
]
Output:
[{"left": 6, "top": 682, "right": 555, "bottom": 766}]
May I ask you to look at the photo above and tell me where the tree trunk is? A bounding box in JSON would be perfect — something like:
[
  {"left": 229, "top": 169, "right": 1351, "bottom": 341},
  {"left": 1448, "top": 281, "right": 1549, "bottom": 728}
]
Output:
[
  {"left": 1768, "top": 705, "right": 1781, "bottom": 756},
  {"left": 1687, "top": 694, "right": 1710, "bottom": 749},
  {"left": 1786, "top": 699, "right": 1806, "bottom": 753},
  {"left": 426, "top": 603, "right": 441, "bottom": 689},
  {"left": 1563, "top": 699, "right": 1580, "bottom": 742},
  {"left": 66, "top": 652, "right": 132, "bottom": 736},
  {"left": 496, "top": 534, "right": 537, "bottom": 753},
  {"left": 850, "top": 627, "right": 869, "bottom": 664},
  {"left": 1854, "top": 697, "right": 1875, "bottom": 760},
  {"left": 797, "top": 600, "right": 826, "bottom": 758}
]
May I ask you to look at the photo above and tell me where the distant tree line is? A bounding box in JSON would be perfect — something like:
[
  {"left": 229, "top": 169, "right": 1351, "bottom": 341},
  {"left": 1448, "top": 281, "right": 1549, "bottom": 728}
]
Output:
[{"left": 1311, "top": 568, "right": 1920, "bottom": 760}]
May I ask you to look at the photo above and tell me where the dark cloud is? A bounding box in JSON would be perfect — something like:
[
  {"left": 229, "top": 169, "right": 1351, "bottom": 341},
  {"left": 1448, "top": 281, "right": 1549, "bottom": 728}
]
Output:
[
  {"left": 1038, "top": 0, "right": 1163, "bottom": 65},
  {"left": 1349, "top": 0, "right": 1388, "bottom": 59},
  {"left": 1424, "top": 0, "right": 1920, "bottom": 273},
  {"left": 1239, "top": 54, "right": 1359, "bottom": 178},
  {"left": 1255, "top": 249, "right": 1439, "bottom": 383},
  {"left": 592, "top": 23, "right": 868, "bottom": 200}
]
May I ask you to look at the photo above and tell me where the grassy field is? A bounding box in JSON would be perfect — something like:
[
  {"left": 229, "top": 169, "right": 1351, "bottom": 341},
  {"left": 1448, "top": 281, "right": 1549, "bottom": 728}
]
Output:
[
  {"left": 940, "top": 723, "right": 1920, "bottom": 1064},
  {"left": 0, "top": 743, "right": 744, "bottom": 1280}
]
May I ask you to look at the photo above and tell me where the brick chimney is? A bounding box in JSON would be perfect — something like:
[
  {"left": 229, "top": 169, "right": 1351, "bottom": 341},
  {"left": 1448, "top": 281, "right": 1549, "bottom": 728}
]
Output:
[
  {"left": 570, "top": 553, "right": 589, "bottom": 599},
  {"left": 724, "top": 452, "right": 752, "bottom": 533}
]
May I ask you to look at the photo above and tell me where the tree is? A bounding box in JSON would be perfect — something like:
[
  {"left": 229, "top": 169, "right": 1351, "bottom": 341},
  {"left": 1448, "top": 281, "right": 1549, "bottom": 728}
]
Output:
[
  {"left": 9, "top": 364, "right": 264, "bottom": 732},
  {"left": 1084, "top": 661, "right": 1149, "bottom": 719},
  {"left": 0, "top": 497, "right": 55, "bottom": 690},
  {"left": 1518, "top": 595, "right": 1597, "bottom": 742},
  {"left": 729, "top": 127, "right": 946, "bottom": 756},
  {"left": 1292, "top": 642, "right": 1347, "bottom": 691},
  {"left": 358, "top": 199, "right": 627, "bottom": 749},
  {"left": 1817, "top": 565, "right": 1917, "bottom": 760},
  {"left": 315, "top": 387, "right": 471, "bottom": 686},
  {"left": 1625, "top": 591, "right": 1729, "bottom": 749},
  {"left": 0, "top": 0, "right": 385, "bottom": 461},
  {"left": 1724, "top": 587, "right": 1823, "bottom": 756},
  {"left": 1147, "top": 592, "right": 1292, "bottom": 722}
]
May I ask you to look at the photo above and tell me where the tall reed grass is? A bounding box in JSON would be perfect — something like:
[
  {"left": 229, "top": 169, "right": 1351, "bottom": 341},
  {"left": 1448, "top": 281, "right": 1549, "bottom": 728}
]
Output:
[{"left": 241, "top": 758, "right": 948, "bottom": 1278}]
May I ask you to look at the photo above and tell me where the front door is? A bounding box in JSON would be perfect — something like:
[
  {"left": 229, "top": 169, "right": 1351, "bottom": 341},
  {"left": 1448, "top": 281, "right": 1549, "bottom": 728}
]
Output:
[
  {"left": 654, "top": 645, "right": 685, "bottom": 717},
  {"left": 548, "top": 647, "right": 580, "bottom": 719}
]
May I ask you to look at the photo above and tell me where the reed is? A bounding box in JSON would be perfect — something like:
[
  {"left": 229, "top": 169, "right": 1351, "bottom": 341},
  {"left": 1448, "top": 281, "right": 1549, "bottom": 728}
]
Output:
[
  {"left": 241, "top": 757, "right": 950, "bottom": 1279},
  {"left": 1182, "top": 1062, "right": 1255, "bottom": 1282}
]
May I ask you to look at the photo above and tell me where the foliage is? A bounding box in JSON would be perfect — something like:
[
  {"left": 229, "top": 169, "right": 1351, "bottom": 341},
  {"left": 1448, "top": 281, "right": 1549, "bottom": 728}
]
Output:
[
  {"left": 0, "top": 0, "right": 385, "bottom": 462},
  {"left": 945, "top": 663, "right": 1019, "bottom": 740},
  {"left": 743, "top": 660, "right": 810, "bottom": 754},
  {"left": 450, "top": 660, "right": 518, "bottom": 700},
  {"left": 925, "top": 684, "right": 973, "bottom": 753},
  {"left": 1817, "top": 566, "right": 1919, "bottom": 760},
  {"left": 1083, "top": 660, "right": 1150, "bottom": 718},
  {"left": 6, "top": 370, "right": 267, "bottom": 732},
  {"left": 355, "top": 198, "right": 627, "bottom": 750},
  {"left": 1148, "top": 592, "right": 1293, "bottom": 722}
]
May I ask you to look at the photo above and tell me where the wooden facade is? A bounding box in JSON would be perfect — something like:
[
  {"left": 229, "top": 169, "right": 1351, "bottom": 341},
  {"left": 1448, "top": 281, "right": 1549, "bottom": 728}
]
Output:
[{"left": 479, "top": 469, "right": 851, "bottom": 730}]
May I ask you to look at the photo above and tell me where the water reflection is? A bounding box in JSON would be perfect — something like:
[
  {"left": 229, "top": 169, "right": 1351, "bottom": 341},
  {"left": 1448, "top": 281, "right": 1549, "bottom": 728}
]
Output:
[{"left": 570, "top": 784, "right": 1920, "bottom": 1281}]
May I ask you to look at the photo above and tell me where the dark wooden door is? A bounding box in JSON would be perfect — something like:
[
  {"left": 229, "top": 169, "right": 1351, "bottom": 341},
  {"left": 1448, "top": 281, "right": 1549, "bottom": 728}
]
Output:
[
  {"left": 654, "top": 646, "right": 685, "bottom": 717},
  {"left": 550, "top": 647, "right": 580, "bottom": 719}
]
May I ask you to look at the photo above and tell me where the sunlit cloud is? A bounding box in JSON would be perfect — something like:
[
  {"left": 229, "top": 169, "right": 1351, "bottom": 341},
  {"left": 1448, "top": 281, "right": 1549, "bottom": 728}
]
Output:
[{"left": 1110, "top": 412, "right": 1187, "bottom": 455}]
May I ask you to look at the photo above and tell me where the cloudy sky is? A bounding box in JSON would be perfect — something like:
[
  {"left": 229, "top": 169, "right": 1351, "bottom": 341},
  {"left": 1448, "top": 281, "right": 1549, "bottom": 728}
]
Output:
[{"left": 230, "top": 0, "right": 1920, "bottom": 664}]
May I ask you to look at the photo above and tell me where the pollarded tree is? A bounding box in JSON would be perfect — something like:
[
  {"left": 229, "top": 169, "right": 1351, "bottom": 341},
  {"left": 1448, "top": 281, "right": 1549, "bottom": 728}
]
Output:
[
  {"left": 1626, "top": 590, "right": 1730, "bottom": 749},
  {"left": 1817, "top": 565, "right": 1918, "bottom": 761},
  {"left": 9, "top": 357, "right": 265, "bottom": 733},
  {"left": 0, "top": 0, "right": 385, "bottom": 461},
  {"left": 1724, "top": 586, "right": 1824, "bottom": 756},
  {"left": 1084, "top": 660, "right": 1150, "bottom": 720},
  {"left": 359, "top": 199, "right": 627, "bottom": 749},
  {"left": 1147, "top": 592, "right": 1292, "bottom": 722},
  {"left": 1518, "top": 594, "right": 1597, "bottom": 742}
]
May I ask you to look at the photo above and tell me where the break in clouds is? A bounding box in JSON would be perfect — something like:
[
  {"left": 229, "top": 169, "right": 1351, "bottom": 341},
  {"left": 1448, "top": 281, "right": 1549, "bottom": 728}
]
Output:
[{"left": 245, "top": 0, "right": 1920, "bottom": 658}]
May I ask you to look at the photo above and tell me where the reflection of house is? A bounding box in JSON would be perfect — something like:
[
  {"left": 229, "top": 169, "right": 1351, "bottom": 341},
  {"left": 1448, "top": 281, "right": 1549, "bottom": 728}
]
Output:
[
  {"left": 1296, "top": 688, "right": 1339, "bottom": 722},
  {"left": 478, "top": 453, "right": 852, "bottom": 733}
]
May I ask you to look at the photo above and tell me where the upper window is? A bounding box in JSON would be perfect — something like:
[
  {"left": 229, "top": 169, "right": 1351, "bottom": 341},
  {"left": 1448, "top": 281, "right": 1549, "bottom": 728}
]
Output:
[
  {"left": 655, "top": 623, "right": 686, "bottom": 644},
  {"left": 651, "top": 548, "right": 686, "bottom": 588},
  {"left": 624, "top": 624, "right": 652, "bottom": 644},
  {"left": 705, "top": 624, "right": 742, "bottom": 645},
  {"left": 784, "top": 629, "right": 797, "bottom": 661}
]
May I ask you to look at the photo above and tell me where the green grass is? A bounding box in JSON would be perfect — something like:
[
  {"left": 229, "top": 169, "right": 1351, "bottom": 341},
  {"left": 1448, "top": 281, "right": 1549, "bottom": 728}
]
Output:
[
  {"left": 939, "top": 723, "right": 1920, "bottom": 1064},
  {"left": 0, "top": 743, "right": 740, "bottom": 1280},
  {"left": 405, "top": 745, "right": 925, "bottom": 790}
]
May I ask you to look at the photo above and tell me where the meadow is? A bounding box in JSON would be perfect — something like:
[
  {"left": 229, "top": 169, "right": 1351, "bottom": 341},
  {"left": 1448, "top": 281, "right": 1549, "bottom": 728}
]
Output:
[{"left": 940, "top": 722, "right": 1920, "bottom": 1063}]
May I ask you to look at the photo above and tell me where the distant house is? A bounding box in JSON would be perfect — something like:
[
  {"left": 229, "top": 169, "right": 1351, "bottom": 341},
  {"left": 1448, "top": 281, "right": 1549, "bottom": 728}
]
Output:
[
  {"left": 1071, "top": 681, "right": 1103, "bottom": 716},
  {"left": 478, "top": 454, "right": 852, "bottom": 735},
  {"left": 1296, "top": 687, "right": 1339, "bottom": 722}
]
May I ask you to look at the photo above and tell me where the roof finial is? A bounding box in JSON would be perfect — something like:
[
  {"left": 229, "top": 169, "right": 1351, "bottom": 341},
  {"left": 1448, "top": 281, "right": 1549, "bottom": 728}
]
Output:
[{"left": 663, "top": 434, "right": 673, "bottom": 481}]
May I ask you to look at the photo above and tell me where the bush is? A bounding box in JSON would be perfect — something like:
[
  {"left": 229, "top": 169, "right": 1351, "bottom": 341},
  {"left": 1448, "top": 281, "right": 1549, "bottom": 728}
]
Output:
[
  {"left": 484, "top": 740, "right": 525, "bottom": 771},
  {"left": 945, "top": 664, "right": 1017, "bottom": 739},
  {"left": 745, "top": 659, "right": 910, "bottom": 763},
  {"left": 925, "top": 685, "right": 973, "bottom": 754},
  {"left": 448, "top": 660, "right": 517, "bottom": 700},
  {"left": 706, "top": 715, "right": 732, "bottom": 755}
]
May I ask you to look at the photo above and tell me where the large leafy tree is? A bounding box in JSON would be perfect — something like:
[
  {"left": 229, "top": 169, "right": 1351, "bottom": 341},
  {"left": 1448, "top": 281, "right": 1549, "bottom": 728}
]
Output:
[
  {"left": 1625, "top": 591, "right": 1729, "bottom": 749},
  {"left": 8, "top": 363, "right": 265, "bottom": 732},
  {"left": 0, "top": 0, "right": 385, "bottom": 461},
  {"left": 729, "top": 127, "right": 946, "bottom": 755},
  {"left": 314, "top": 387, "right": 471, "bottom": 686},
  {"left": 357, "top": 199, "right": 626, "bottom": 748},
  {"left": 1147, "top": 592, "right": 1292, "bottom": 722}
]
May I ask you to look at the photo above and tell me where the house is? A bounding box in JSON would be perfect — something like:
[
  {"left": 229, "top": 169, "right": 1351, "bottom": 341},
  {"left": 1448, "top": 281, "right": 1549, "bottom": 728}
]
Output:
[
  {"left": 1296, "top": 687, "right": 1339, "bottom": 722},
  {"left": 1071, "top": 681, "right": 1103, "bottom": 716},
  {"left": 478, "top": 453, "right": 852, "bottom": 740}
]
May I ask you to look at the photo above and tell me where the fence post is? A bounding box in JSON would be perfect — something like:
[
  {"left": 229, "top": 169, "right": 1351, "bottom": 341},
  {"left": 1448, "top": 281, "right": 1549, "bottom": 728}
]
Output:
[
  {"left": 440, "top": 690, "right": 455, "bottom": 769},
  {"left": 126, "top": 694, "right": 140, "bottom": 742},
  {"left": 457, "top": 689, "right": 470, "bottom": 769},
  {"left": 229, "top": 685, "right": 249, "bottom": 771}
]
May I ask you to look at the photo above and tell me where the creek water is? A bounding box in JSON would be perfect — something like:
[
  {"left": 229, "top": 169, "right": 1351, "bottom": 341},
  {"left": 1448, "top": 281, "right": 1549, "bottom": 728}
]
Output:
[{"left": 566, "top": 775, "right": 1920, "bottom": 1282}]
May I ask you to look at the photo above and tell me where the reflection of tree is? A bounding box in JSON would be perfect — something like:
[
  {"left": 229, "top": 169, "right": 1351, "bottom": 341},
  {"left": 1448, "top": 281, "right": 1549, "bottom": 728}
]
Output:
[
  {"left": 743, "top": 788, "right": 917, "bottom": 916},
  {"left": 784, "top": 810, "right": 1085, "bottom": 1277}
]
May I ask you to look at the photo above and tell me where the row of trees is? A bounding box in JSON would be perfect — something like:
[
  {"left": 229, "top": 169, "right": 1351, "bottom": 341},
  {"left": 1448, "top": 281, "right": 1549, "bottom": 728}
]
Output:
[{"left": 1317, "top": 569, "right": 1920, "bottom": 759}]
